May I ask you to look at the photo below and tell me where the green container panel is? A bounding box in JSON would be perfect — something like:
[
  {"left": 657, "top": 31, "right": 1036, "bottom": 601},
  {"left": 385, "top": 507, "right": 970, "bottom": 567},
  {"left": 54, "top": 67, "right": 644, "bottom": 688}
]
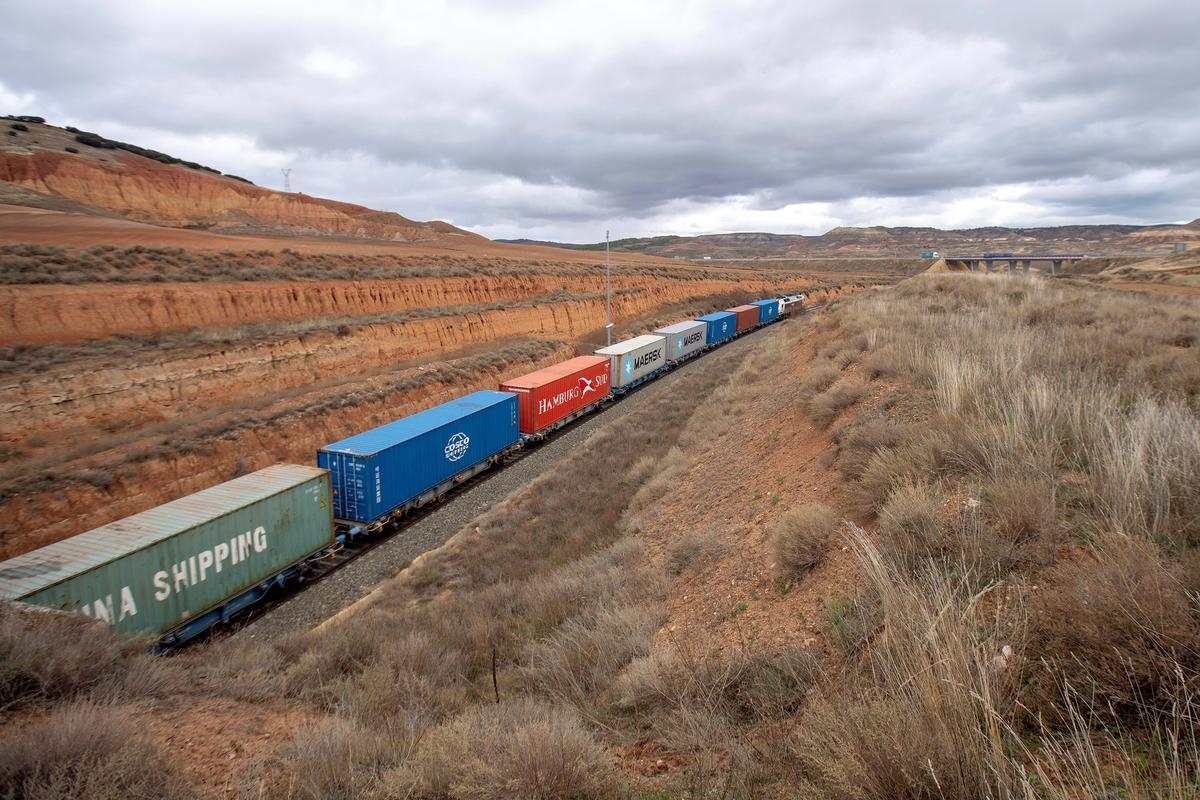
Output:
[{"left": 2, "top": 465, "right": 333, "bottom": 638}]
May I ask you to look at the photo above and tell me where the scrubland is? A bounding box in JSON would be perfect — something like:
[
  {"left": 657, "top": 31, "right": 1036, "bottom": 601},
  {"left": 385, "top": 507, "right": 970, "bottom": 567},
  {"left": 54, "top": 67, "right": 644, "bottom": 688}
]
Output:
[{"left": 2, "top": 273, "right": 1198, "bottom": 798}]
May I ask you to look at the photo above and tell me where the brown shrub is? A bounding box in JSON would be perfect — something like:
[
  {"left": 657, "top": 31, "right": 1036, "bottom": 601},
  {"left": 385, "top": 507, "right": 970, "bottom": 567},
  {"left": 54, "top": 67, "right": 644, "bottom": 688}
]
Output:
[
  {"left": 0, "top": 704, "right": 195, "bottom": 799},
  {"left": 0, "top": 605, "right": 175, "bottom": 710},
  {"left": 798, "top": 363, "right": 841, "bottom": 401},
  {"left": 823, "top": 592, "right": 881, "bottom": 656},
  {"left": 808, "top": 379, "right": 869, "bottom": 427},
  {"left": 255, "top": 717, "right": 406, "bottom": 800},
  {"left": 1024, "top": 535, "right": 1200, "bottom": 724},
  {"left": 666, "top": 528, "right": 727, "bottom": 574},
  {"left": 390, "top": 699, "right": 619, "bottom": 799},
  {"left": 771, "top": 503, "right": 837, "bottom": 580},
  {"left": 982, "top": 474, "right": 1060, "bottom": 553},
  {"left": 523, "top": 603, "right": 664, "bottom": 705},
  {"left": 877, "top": 482, "right": 945, "bottom": 573},
  {"left": 837, "top": 419, "right": 906, "bottom": 482},
  {"left": 850, "top": 428, "right": 952, "bottom": 518}
]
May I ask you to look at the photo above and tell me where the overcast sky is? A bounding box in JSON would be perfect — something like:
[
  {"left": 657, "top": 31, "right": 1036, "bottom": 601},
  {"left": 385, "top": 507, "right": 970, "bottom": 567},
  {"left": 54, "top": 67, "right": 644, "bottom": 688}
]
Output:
[{"left": 2, "top": 0, "right": 1198, "bottom": 241}]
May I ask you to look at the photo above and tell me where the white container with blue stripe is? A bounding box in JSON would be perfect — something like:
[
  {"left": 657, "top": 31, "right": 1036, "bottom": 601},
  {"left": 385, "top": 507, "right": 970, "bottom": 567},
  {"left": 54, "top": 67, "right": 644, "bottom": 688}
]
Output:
[{"left": 317, "top": 391, "right": 519, "bottom": 524}]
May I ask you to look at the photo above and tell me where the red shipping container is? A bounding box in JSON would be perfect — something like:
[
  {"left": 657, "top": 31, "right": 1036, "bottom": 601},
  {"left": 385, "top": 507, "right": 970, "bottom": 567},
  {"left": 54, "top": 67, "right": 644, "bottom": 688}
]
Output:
[
  {"left": 499, "top": 356, "right": 611, "bottom": 435},
  {"left": 727, "top": 305, "right": 760, "bottom": 332}
]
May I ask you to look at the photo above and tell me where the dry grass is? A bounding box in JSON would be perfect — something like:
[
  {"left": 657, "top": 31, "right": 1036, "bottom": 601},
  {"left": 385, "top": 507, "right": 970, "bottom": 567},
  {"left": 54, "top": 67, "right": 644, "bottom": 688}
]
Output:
[
  {"left": 0, "top": 703, "right": 195, "bottom": 799},
  {"left": 1025, "top": 534, "right": 1200, "bottom": 723},
  {"left": 876, "top": 481, "right": 945, "bottom": 573},
  {"left": 388, "top": 699, "right": 619, "bottom": 800},
  {"left": 0, "top": 605, "right": 178, "bottom": 711},
  {"left": 771, "top": 503, "right": 837, "bottom": 580},
  {"left": 808, "top": 377, "right": 869, "bottom": 427}
]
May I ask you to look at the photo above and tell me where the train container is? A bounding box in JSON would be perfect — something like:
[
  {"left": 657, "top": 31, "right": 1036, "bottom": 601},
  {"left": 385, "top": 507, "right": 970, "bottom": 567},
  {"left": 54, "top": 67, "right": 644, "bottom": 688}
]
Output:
[
  {"left": 499, "top": 356, "right": 611, "bottom": 435},
  {"left": 752, "top": 299, "right": 780, "bottom": 324},
  {"left": 727, "top": 304, "right": 760, "bottom": 332},
  {"left": 653, "top": 320, "right": 708, "bottom": 364},
  {"left": 0, "top": 465, "right": 333, "bottom": 642},
  {"left": 697, "top": 311, "right": 737, "bottom": 346},
  {"left": 317, "top": 391, "right": 518, "bottom": 524},
  {"left": 595, "top": 334, "right": 668, "bottom": 389}
]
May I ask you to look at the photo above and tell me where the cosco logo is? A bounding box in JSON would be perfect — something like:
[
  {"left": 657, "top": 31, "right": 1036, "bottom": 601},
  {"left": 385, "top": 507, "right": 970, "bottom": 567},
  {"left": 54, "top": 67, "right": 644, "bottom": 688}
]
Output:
[{"left": 445, "top": 432, "right": 470, "bottom": 461}]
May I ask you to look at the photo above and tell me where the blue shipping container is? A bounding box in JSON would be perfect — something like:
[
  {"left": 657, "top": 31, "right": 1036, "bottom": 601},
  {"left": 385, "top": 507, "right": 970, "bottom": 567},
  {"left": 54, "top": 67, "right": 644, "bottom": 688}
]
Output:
[
  {"left": 317, "top": 391, "right": 519, "bottom": 523},
  {"left": 751, "top": 299, "right": 780, "bottom": 324},
  {"left": 697, "top": 311, "right": 737, "bottom": 346}
]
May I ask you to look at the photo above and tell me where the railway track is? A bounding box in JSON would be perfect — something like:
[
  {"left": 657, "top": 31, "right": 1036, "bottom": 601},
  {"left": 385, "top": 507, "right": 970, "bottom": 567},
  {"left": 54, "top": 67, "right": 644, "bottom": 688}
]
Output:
[{"left": 223, "top": 308, "right": 823, "bottom": 644}]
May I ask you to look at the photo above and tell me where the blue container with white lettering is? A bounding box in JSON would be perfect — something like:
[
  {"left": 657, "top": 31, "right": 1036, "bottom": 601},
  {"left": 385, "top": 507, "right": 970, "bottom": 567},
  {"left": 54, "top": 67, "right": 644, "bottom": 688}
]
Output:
[
  {"left": 317, "top": 390, "right": 519, "bottom": 524},
  {"left": 752, "top": 299, "right": 780, "bottom": 324},
  {"left": 697, "top": 311, "right": 737, "bottom": 346}
]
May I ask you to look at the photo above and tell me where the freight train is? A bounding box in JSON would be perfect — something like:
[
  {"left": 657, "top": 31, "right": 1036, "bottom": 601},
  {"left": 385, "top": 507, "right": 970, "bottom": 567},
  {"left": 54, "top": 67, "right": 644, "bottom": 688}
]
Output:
[{"left": 0, "top": 295, "right": 803, "bottom": 647}]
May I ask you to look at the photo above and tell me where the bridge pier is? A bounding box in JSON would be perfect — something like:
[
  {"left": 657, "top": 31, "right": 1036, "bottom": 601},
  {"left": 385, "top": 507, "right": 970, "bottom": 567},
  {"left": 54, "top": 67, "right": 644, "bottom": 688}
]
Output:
[
  {"left": 1006, "top": 260, "right": 1017, "bottom": 274},
  {"left": 984, "top": 260, "right": 995, "bottom": 273},
  {"left": 1021, "top": 260, "right": 1031, "bottom": 275},
  {"left": 1051, "top": 260, "right": 1063, "bottom": 275}
]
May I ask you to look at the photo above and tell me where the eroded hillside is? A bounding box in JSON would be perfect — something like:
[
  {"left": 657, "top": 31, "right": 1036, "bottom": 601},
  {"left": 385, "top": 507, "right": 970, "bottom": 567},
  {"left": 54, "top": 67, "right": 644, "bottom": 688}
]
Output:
[
  {"left": 0, "top": 240, "right": 854, "bottom": 556},
  {"left": 0, "top": 119, "right": 474, "bottom": 241}
]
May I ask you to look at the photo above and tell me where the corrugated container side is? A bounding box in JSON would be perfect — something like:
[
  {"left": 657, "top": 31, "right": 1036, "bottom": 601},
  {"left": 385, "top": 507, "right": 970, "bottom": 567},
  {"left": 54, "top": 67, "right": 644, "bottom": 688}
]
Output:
[
  {"left": 752, "top": 299, "right": 780, "bottom": 324},
  {"left": 727, "top": 305, "right": 760, "bottom": 332},
  {"left": 697, "top": 312, "right": 736, "bottom": 346},
  {"left": 318, "top": 391, "right": 519, "bottom": 523},
  {"left": 1, "top": 466, "right": 333, "bottom": 638},
  {"left": 652, "top": 320, "right": 708, "bottom": 363},
  {"left": 595, "top": 335, "right": 668, "bottom": 388},
  {"left": 500, "top": 356, "right": 611, "bottom": 434}
]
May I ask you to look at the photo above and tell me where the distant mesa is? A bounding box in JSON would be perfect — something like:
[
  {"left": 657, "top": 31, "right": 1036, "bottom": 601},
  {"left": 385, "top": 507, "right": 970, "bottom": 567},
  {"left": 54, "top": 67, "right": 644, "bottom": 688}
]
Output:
[{"left": 0, "top": 116, "right": 478, "bottom": 243}]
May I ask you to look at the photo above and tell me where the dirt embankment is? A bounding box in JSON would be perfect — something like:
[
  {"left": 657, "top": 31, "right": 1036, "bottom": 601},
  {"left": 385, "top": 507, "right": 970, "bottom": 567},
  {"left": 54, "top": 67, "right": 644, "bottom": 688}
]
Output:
[
  {"left": 0, "top": 273, "right": 788, "bottom": 345},
  {"left": 0, "top": 144, "right": 472, "bottom": 242}
]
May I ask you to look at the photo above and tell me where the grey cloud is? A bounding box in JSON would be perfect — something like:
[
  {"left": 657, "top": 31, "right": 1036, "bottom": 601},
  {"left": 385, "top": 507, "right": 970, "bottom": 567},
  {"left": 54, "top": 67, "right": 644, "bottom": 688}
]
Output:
[{"left": 1, "top": 0, "right": 1198, "bottom": 239}]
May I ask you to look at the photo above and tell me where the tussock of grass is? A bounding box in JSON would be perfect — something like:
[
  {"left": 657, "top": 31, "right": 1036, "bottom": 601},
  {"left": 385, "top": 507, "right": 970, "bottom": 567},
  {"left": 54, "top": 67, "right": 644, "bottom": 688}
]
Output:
[
  {"left": 0, "top": 703, "right": 195, "bottom": 799},
  {"left": 771, "top": 503, "right": 837, "bottom": 580}
]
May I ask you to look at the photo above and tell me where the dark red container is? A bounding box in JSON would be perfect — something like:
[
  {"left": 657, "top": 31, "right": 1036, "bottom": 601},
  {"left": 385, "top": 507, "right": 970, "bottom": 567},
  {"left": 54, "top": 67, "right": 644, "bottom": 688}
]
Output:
[
  {"left": 727, "top": 305, "right": 760, "bottom": 332},
  {"left": 499, "top": 356, "right": 611, "bottom": 434}
]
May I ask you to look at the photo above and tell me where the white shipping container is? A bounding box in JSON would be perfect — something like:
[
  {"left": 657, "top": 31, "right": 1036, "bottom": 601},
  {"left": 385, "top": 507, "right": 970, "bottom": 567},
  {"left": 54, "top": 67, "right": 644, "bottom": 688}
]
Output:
[
  {"left": 595, "top": 334, "right": 668, "bottom": 388},
  {"left": 653, "top": 320, "right": 708, "bottom": 364}
]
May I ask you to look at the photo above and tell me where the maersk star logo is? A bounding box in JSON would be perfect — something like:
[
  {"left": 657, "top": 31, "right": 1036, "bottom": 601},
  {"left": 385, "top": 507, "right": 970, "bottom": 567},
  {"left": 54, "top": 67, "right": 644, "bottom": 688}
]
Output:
[
  {"left": 623, "top": 360, "right": 633, "bottom": 376},
  {"left": 444, "top": 432, "right": 470, "bottom": 461},
  {"left": 579, "top": 375, "right": 597, "bottom": 397},
  {"left": 676, "top": 338, "right": 683, "bottom": 351}
]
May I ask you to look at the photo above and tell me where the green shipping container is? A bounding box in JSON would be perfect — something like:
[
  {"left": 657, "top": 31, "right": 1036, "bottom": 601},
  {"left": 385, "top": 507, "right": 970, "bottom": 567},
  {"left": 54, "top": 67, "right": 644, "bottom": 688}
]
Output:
[{"left": 0, "top": 465, "right": 333, "bottom": 639}]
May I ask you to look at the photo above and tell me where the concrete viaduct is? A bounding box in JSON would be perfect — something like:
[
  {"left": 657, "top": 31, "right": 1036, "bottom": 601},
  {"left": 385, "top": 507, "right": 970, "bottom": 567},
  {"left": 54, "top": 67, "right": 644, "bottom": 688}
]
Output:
[{"left": 943, "top": 255, "right": 1086, "bottom": 274}]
